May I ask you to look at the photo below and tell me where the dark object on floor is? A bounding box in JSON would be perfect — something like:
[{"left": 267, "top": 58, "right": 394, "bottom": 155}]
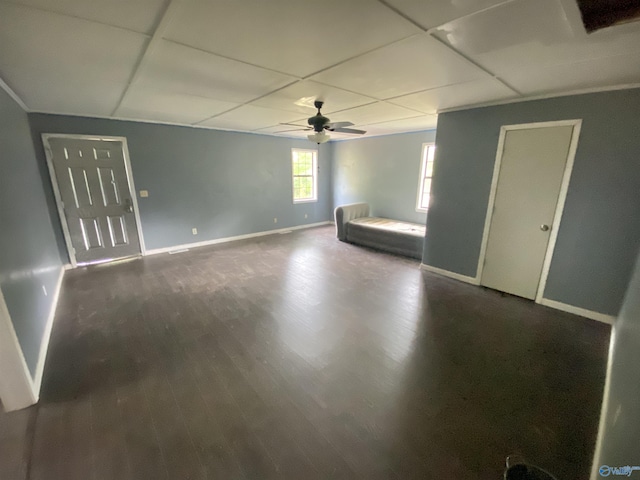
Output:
[{"left": 504, "top": 455, "right": 558, "bottom": 480}]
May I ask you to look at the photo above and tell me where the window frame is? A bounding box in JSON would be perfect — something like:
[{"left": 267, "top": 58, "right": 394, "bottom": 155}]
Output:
[
  {"left": 291, "top": 148, "right": 318, "bottom": 204},
  {"left": 416, "top": 143, "right": 435, "bottom": 213}
]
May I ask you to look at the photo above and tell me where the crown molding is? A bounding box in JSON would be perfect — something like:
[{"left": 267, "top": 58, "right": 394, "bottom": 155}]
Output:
[
  {"left": 0, "top": 75, "right": 29, "bottom": 112},
  {"left": 439, "top": 83, "right": 640, "bottom": 114}
]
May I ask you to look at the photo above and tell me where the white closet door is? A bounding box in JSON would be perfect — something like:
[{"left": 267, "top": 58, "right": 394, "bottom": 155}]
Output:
[{"left": 481, "top": 125, "right": 573, "bottom": 299}]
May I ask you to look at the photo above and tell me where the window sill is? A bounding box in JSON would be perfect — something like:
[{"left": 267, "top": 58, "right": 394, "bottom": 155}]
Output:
[
  {"left": 294, "top": 199, "right": 318, "bottom": 204},
  {"left": 415, "top": 208, "right": 428, "bottom": 214}
]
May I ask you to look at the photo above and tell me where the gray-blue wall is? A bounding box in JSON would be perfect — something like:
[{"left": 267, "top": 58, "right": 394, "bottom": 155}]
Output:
[
  {"left": 0, "top": 89, "right": 63, "bottom": 377},
  {"left": 424, "top": 88, "right": 640, "bottom": 316},
  {"left": 28, "top": 114, "right": 334, "bottom": 260},
  {"left": 332, "top": 130, "right": 437, "bottom": 224},
  {"left": 592, "top": 246, "right": 640, "bottom": 476}
]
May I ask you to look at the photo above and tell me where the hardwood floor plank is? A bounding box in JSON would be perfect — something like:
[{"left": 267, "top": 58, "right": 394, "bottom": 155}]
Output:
[{"left": 0, "top": 405, "right": 32, "bottom": 480}]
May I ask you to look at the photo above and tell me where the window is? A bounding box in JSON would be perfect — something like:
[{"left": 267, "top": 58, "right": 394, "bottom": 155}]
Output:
[
  {"left": 416, "top": 143, "right": 436, "bottom": 213},
  {"left": 292, "top": 148, "right": 318, "bottom": 203}
]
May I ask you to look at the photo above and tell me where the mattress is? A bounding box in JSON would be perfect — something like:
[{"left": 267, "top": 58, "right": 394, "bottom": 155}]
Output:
[{"left": 346, "top": 217, "right": 425, "bottom": 259}]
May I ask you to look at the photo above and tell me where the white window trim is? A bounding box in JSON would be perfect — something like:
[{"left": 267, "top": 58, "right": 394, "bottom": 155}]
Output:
[
  {"left": 292, "top": 148, "right": 318, "bottom": 204},
  {"left": 416, "top": 143, "right": 435, "bottom": 213}
]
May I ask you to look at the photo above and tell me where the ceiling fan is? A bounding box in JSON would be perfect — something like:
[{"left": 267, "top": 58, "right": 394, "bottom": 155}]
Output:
[{"left": 278, "top": 100, "right": 366, "bottom": 144}]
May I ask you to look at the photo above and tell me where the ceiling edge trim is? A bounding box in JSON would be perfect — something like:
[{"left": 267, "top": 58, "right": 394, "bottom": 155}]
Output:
[
  {"left": 0, "top": 75, "right": 29, "bottom": 112},
  {"left": 438, "top": 83, "right": 640, "bottom": 114}
]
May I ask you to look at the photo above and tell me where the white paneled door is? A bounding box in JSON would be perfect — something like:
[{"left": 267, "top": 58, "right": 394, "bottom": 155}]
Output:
[
  {"left": 44, "top": 136, "right": 142, "bottom": 266},
  {"left": 480, "top": 123, "right": 577, "bottom": 299}
]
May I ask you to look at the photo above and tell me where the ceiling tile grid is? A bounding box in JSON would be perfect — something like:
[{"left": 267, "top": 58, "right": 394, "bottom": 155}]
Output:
[
  {"left": 1, "top": 0, "right": 639, "bottom": 139},
  {"left": 6, "top": 0, "right": 168, "bottom": 35},
  {"left": 249, "top": 80, "right": 377, "bottom": 115},
  {"left": 198, "top": 104, "right": 305, "bottom": 131},
  {"left": 382, "top": 0, "right": 515, "bottom": 30},
  {"left": 117, "top": 88, "right": 240, "bottom": 125},
  {"left": 162, "top": 0, "right": 421, "bottom": 77},
  {"left": 326, "top": 101, "right": 424, "bottom": 126},
  {"left": 0, "top": 2, "right": 148, "bottom": 115},
  {"left": 309, "top": 34, "right": 488, "bottom": 100},
  {"left": 360, "top": 114, "right": 439, "bottom": 136},
  {"left": 116, "top": 39, "right": 298, "bottom": 111},
  {"left": 388, "top": 78, "right": 517, "bottom": 113}
]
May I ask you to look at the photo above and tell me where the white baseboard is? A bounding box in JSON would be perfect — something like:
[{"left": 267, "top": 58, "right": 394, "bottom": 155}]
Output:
[
  {"left": 419, "top": 264, "right": 616, "bottom": 325},
  {"left": 0, "top": 290, "right": 37, "bottom": 411},
  {"left": 30, "top": 266, "right": 65, "bottom": 400},
  {"left": 145, "top": 221, "right": 332, "bottom": 256},
  {"left": 538, "top": 298, "right": 616, "bottom": 325},
  {"left": 419, "top": 263, "right": 480, "bottom": 285}
]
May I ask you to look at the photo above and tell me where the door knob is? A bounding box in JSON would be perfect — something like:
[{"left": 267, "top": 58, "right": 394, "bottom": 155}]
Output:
[
  {"left": 124, "top": 198, "right": 134, "bottom": 213},
  {"left": 540, "top": 224, "right": 550, "bottom": 232}
]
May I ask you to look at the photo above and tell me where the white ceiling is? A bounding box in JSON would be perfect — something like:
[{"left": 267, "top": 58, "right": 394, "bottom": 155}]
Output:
[{"left": 1, "top": 0, "right": 639, "bottom": 140}]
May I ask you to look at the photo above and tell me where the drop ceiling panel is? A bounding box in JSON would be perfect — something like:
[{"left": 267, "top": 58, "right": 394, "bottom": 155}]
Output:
[
  {"left": 251, "top": 80, "right": 376, "bottom": 115},
  {"left": 328, "top": 102, "right": 422, "bottom": 126},
  {"left": 9, "top": 0, "right": 168, "bottom": 34},
  {"left": 362, "top": 115, "right": 438, "bottom": 135},
  {"left": 389, "top": 78, "right": 516, "bottom": 113},
  {"left": 500, "top": 53, "right": 640, "bottom": 95},
  {"left": 163, "top": 0, "right": 420, "bottom": 77},
  {"left": 310, "top": 34, "right": 487, "bottom": 100},
  {"left": 130, "top": 40, "right": 298, "bottom": 106},
  {"left": 0, "top": 3, "right": 147, "bottom": 115},
  {"left": 433, "top": 0, "right": 640, "bottom": 76},
  {"left": 118, "top": 88, "right": 239, "bottom": 124},
  {"left": 199, "top": 105, "right": 305, "bottom": 131},
  {"left": 383, "top": 0, "right": 514, "bottom": 29}
]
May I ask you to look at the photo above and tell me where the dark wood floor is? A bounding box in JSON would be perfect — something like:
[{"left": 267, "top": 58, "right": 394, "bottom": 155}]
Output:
[
  {"left": 1, "top": 225, "right": 610, "bottom": 479},
  {"left": 0, "top": 401, "right": 32, "bottom": 479}
]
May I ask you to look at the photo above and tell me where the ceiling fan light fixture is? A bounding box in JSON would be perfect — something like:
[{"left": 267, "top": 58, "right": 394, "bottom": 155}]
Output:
[{"left": 308, "top": 131, "right": 330, "bottom": 144}]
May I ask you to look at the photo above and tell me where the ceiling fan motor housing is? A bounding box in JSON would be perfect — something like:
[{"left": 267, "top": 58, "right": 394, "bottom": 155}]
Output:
[{"left": 308, "top": 114, "right": 330, "bottom": 132}]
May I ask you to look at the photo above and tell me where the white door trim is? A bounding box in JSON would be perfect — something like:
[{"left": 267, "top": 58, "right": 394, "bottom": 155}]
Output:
[
  {"left": 0, "top": 289, "right": 37, "bottom": 411},
  {"left": 42, "top": 134, "right": 146, "bottom": 268},
  {"left": 475, "top": 119, "right": 583, "bottom": 298}
]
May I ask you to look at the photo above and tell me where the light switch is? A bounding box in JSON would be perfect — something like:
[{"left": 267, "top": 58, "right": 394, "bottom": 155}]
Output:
[{"left": 139, "top": 190, "right": 149, "bottom": 198}]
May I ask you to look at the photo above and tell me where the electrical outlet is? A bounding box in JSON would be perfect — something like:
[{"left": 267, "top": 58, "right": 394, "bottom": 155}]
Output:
[
  {"left": 274, "top": 217, "right": 277, "bottom": 224},
  {"left": 192, "top": 228, "right": 198, "bottom": 235},
  {"left": 304, "top": 213, "right": 308, "bottom": 219},
  {"left": 139, "top": 190, "right": 149, "bottom": 198},
  {"left": 42, "top": 285, "right": 47, "bottom": 296}
]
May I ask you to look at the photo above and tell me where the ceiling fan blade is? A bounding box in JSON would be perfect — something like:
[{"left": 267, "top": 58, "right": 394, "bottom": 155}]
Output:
[
  {"left": 327, "top": 121, "right": 354, "bottom": 129},
  {"left": 332, "top": 127, "right": 366, "bottom": 135},
  {"left": 275, "top": 128, "right": 311, "bottom": 133}
]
